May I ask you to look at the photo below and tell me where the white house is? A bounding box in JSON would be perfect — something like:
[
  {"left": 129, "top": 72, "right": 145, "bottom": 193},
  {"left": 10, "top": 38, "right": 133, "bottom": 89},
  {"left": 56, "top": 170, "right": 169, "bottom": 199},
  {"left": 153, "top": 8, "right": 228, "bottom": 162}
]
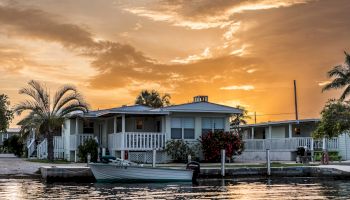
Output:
[
  {"left": 238, "top": 119, "right": 350, "bottom": 161},
  {"left": 36, "top": 96, "right": 242, "bottom": 162}
]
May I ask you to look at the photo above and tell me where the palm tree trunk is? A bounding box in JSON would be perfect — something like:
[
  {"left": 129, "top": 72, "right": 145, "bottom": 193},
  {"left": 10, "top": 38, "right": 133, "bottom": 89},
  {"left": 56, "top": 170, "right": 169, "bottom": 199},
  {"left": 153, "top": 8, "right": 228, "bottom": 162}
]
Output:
[{"left": 47, "top": 132, "right": 54, "bottom": 161}]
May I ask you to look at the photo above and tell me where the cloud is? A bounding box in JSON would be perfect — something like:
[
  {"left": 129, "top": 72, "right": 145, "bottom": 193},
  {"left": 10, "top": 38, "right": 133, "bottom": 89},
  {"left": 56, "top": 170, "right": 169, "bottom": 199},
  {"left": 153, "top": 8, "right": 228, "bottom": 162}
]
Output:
[
  {"left": 220, "top": 85, "right": 255, "bottom": 91},
  {"left": 317, "top": 81, "right": 331, "bottom": 86},
  {"left": 171, "top": 47, "right": 212, "bottom": 64},
  {"left": 0, "top": 5, "right": 97, "bottom": 49},
  {"left": 125, "top": 0, "right": 313, "bottom": 30}
]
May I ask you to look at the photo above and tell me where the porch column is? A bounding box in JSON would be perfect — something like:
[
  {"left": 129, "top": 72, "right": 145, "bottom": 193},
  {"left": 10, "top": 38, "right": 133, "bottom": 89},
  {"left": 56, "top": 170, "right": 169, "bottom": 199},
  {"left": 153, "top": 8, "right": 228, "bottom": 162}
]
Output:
[
  {"left": 121, "top": 114, "right": 125, "bottom": 159},
  {"left": 288, "top": 124, "right": 292, "bottom": 138},
  {"left": 268, "top": 126, "right": 272, "bottom": 139},
  {"left": 113, "top": 116, "right": 117, "bottom": 133},
  {"left": 75, "top": 118, "right": 79, "bottom": 134},
  {"left": 251, "top": 127, "right": 255, "bottom": 139}
]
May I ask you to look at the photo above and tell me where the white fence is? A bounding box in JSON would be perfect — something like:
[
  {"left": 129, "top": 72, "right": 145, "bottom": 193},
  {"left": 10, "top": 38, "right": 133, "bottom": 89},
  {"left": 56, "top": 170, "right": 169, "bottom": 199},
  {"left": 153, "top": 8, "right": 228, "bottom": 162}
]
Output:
[
  {"left": 108, "top": 132, "right": 166, "bottom": 151},
  {"left": 244, "top": 137, "right": 339, "bottom": 151},
  {"left": 27, "top": 138, "right": 36, "bottom": 158},
  {"left": 69, "top": 134, "right": 94, "bottom": 150},
  {"left": 37, "top": 136, "right": 65, "bottom": 159}
]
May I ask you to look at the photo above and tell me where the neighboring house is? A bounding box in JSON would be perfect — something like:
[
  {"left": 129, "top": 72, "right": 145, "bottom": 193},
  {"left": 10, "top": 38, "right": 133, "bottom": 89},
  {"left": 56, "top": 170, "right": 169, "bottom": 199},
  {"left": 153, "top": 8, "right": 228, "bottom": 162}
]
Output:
[
  {"left": 0, "top": 128, "right": 20, "bottom": 145},
  {"left": 37, "top": 96, "right": 242, "bottom": 162},
  {"left": 238, "top": 119, "right": 350, "bottom": 161}
]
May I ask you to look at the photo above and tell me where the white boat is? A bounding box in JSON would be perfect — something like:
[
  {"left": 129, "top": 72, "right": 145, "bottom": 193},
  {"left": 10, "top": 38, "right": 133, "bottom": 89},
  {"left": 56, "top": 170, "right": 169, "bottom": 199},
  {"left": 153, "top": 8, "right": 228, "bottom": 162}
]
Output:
[{"left": 89, "top": 159, "right": 194, "bottom": 182}]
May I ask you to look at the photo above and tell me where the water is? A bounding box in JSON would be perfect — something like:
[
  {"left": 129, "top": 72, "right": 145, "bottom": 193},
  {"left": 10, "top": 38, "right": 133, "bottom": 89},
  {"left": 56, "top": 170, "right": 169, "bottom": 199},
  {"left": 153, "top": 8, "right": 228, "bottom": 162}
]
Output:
[{"left": 0, "top": 178, "right": 349, "bottom": 199}]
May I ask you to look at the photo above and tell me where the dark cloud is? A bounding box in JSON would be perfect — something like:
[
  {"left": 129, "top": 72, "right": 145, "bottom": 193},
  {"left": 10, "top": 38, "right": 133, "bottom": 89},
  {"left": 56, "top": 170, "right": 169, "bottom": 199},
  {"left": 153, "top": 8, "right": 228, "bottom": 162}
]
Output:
[{"left": 0, "top": 5, "right": 96, "bottom": 49}]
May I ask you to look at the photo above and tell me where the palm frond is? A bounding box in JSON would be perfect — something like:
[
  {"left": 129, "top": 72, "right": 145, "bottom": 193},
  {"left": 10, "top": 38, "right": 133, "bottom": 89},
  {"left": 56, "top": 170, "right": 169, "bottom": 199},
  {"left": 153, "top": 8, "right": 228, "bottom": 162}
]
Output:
[
  {"left": 322, "top": 78, "right": 347, "bottom": 92},
  {"left": 27, "top": 80, "right": 49, "bottom": 111},
  {"left": 52, "top": 85, "right": 77, "bottom": 112},
  {"left": 14, "top": 100, "right": 45, "bottom": 116},
  {"left": 339, "top": 85, "right": 350, "bottom": 101},
  {"left": 327, "top": 65, "right": 347, "bottom": 78},
  {"left": 52, "top": 92, "right": 84, "bottom": 115},
  {"left": 59, "top": 102, "right": 89, "bottom": 117}
]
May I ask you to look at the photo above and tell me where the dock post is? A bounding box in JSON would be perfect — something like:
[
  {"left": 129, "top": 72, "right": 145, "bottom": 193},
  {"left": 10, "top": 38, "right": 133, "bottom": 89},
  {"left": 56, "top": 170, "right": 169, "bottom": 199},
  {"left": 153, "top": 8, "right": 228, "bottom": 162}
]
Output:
[
  {"left": 221, "top": 149, "right": 225, "bottom": 177},
  {"left": 102, "top": 148, "right": 106, "bottom": 157},
  {"left": 87, "top": 153, "right": 91, "bottom": 166},
  {"left": 266, "top": 149, "right": 271, "bottom": 176},
  {"left": 152, "top": 149, "right": 156, "bottom": 168},
  {"left": 188, "top": 154, "right": 191, "bottom": 163}
]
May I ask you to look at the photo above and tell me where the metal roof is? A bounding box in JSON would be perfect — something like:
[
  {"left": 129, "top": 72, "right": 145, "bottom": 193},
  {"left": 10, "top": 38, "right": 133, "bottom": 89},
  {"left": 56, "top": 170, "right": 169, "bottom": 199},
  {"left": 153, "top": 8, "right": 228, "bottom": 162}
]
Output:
[
  {"left": 151, "top": 101, "right": 242, "bottom": 114},
  {"left": 239, "top": 118, "right": 320, "bottom": 128},
  {"left": 69, "top": 101, "right": 242, "bottom": 118}
]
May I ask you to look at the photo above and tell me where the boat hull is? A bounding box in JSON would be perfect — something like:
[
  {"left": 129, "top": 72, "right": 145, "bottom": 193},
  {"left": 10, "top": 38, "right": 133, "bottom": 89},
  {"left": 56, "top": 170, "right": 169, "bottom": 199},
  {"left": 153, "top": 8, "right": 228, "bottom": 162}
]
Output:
[{"left": 89, "top": 163, "right": 193, "bottom": 182}]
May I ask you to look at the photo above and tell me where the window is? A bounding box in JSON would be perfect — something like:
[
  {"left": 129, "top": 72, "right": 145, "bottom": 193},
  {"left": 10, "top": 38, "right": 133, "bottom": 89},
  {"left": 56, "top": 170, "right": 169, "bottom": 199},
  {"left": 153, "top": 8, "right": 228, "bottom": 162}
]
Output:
[
  {"left": 136, "top": 119, "right": 143, "bottom": 130},
  {"left": 83, "top": 121, "right": 94, "bottom": 133},
  {"left": 171, "top": 117, "right": 195, "bottom": 139},
  {"left": 202, "top": 117, "right": 225, "bottom": 135}
]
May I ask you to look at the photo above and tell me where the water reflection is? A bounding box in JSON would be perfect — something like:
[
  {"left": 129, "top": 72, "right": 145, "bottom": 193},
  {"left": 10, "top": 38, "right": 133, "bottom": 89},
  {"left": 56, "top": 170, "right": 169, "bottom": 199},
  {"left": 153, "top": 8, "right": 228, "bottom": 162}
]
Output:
[{"left": 0, "top": 178, "right": 349, "bottom": 199}]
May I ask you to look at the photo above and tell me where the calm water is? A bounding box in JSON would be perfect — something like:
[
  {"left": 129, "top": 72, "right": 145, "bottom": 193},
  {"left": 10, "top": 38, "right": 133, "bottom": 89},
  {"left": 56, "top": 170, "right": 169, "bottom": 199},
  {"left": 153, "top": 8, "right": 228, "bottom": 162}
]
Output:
[{"left": 0, "top": 178, "right": 349, "bottom": 199}]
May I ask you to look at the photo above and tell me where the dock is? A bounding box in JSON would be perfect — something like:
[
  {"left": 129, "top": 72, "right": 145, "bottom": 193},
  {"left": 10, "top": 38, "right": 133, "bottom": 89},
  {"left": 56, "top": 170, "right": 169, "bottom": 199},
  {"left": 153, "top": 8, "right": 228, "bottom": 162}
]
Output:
[{"left": 40, "top": 166, "right": 95, "bottom": 182}]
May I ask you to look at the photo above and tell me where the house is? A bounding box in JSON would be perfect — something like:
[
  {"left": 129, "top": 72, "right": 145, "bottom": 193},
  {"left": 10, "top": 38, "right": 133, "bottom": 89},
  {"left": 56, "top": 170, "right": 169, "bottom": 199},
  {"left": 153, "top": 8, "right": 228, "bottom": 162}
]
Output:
[
  {"left": 238, "top": 119, "right": 350, "bottom": 161},
  {"left": 36, "top": 96, "right": 242, "bottom": 162},
  {"left": 0, "top": 128, "right": 20, "bottom": 146}
]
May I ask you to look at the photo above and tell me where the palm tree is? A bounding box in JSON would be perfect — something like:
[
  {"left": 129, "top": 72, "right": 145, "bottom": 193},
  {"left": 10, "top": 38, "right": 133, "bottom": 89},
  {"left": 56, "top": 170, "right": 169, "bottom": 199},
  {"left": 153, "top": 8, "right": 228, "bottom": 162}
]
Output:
[
  {"left": 230, "top": 106, "right": 250, "bottom": 132},
  {"left": 322, "top": 51, "right": 350, "bottom": 101},
  {"left": 135, "top": 89, "right": 171, "bottom": 108},
  {"left": 14, "top": 80, "right": 89, "bottom": 161}
]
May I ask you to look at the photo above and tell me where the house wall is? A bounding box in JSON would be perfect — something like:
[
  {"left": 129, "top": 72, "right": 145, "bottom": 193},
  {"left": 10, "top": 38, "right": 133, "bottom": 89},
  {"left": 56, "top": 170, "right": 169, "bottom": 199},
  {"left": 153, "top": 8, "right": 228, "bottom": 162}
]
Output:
[
  {"left": 338, "top": 133, "right": 350, "bottom": 160},
  {"left": 63, "top": 119, "right": 71, "bottom": 160},
  {"left": 125, "top": 116, "right": 161, "bottom": 132},
  {"left": 166, "top": 112, "right": 231, "bottom": 141},
  {"left": 271, "top": 126, "right": 286, "bottom": 138}
]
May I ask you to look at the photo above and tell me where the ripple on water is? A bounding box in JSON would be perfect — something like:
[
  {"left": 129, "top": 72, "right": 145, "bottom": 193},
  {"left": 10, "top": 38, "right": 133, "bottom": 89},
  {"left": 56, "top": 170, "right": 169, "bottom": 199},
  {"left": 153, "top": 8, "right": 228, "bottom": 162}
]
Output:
[{"left": 0, "top": 178, "right": 349, "bottom": 199}]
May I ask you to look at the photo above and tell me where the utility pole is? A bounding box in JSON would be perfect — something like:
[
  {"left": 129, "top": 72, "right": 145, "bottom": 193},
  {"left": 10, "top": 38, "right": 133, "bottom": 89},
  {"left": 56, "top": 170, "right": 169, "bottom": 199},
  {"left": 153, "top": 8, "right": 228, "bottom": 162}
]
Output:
[
  {"left": 254, "top": 112, "right": 257, "bottom": 124},
  {"left": 294, "top": 80, "right": 299, "bottom": 120}
]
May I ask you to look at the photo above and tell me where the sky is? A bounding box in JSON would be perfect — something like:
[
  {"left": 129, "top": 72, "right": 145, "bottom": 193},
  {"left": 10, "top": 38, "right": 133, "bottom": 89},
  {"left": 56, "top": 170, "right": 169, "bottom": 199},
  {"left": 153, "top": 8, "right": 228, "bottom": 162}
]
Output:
[{"left": 0, "top": 0, "right": 349, "bottom": 126}]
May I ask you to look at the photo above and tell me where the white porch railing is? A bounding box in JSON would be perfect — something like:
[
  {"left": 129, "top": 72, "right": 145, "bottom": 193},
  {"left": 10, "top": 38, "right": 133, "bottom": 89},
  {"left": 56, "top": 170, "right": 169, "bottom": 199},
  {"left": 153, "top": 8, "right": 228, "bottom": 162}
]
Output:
[
  {"left": 108, "top": 132, "right": 166, "bottom": 151},
  {"left": 27, "top": 138, "right": 36, "bottom": 158},
  {"left": 37, "top": 138, "right": 47, "bottom": 159},
  {"left": 244, "top": 137, "right": 339, "bottom": 151},
  {"left": 69, "top": 134, "right": 94, "bottom": 150},
  {"left": 37, "top": 136, "right": 65, "bottom": 159}
]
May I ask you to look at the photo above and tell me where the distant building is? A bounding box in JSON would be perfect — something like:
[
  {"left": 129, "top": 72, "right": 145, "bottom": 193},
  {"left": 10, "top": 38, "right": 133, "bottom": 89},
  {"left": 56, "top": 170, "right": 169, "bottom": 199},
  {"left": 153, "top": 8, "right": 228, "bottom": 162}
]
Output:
[
  {"left": 0, "top": 128, "right": 21, "bottom": 145},
  {"left": 238, "top": 119, "right": 350, "bottom": 161}
]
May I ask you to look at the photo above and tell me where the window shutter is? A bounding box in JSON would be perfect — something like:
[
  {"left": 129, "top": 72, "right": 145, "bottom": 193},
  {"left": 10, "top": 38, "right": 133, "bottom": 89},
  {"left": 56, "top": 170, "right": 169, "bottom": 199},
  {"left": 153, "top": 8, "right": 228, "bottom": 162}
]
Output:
[
  {"left": 171, "top": 118, "right": 182, "bottom": 128},
  {"left": 183, "top": 118, "right": 194, "bottom": 128},
  {"left": 202, "top": 118, "right": 212, "bottom": 129},
  {"left": 213, "top": 118, "right": 224, "bottom": 129}
]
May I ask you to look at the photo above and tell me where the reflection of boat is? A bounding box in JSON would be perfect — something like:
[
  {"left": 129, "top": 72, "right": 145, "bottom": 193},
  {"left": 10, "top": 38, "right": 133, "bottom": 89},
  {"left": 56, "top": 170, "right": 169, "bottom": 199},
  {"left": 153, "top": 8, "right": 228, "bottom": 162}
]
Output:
[{"left": 89, "top": 158, "right": 194, "bottom": 182}]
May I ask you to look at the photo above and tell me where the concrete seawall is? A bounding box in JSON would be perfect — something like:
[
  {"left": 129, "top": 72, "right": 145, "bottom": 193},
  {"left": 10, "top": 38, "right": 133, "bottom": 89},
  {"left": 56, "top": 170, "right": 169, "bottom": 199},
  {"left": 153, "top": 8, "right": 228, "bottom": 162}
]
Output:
[
  {"left": 200, "top": 166, "right": 350, "bottom": 179},
  {"left": 39, "top": 165, "right": 350, "bottom": 182}
]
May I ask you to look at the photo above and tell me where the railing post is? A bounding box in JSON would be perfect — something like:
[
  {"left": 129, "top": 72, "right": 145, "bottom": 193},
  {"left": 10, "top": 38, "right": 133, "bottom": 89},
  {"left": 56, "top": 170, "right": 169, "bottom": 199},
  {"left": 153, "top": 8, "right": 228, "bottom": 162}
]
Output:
[
  {"left": 152, "top": 149, "right": 156, "bottom": 167},
  {"left": 221, "top": 149, "right": 225, "bottom": 177},
  {"left": 310, "top": 138, "right": 314, "bottom": 162},
  {"left": 266, "top": 149, "right": 271, "bottom": 176}
]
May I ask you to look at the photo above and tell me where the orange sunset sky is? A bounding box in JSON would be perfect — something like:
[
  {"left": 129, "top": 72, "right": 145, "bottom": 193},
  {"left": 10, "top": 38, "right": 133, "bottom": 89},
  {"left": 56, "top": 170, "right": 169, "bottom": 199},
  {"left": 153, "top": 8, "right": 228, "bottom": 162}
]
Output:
[{"left": 0, "top": 0, "right": 349, "bottom": 127}]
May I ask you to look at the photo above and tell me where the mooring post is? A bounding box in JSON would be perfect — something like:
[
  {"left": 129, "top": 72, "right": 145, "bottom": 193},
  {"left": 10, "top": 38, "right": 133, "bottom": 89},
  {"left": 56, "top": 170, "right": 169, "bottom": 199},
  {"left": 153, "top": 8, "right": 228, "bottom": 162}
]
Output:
[
  {"left": 102, "top": 148, "right": 106, "bottom": 157},
  {"left": 221, "top": 149, "right": 225, "bottom": 177},
  {"left": 87, "top": 153, "right": 91, "bottom": 166},
  {"left": 152, "top": 149, "right": 156, "bottom": 168},
  {"left": 188, "top": 154, "right": 192, "bottom": 163},
  {"left": 266, "top": 149, "right": 271, "bottom": 176}
]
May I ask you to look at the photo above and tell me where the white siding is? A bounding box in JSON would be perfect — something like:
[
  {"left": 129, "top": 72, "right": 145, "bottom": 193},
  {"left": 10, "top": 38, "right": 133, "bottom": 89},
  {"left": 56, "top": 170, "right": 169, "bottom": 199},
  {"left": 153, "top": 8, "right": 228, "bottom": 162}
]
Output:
[
  {"left": 271, "top": 126, "right": 286, "bottom": 139},
  {"left": 338, "top": 133, "right": 350, "bottom": 160}
]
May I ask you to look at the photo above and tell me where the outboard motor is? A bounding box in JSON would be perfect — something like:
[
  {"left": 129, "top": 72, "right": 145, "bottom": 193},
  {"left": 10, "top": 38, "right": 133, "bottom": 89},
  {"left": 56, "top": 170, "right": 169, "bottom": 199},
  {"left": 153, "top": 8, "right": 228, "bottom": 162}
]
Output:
[{"left": 186, "top": 161, "right": 200, "bottom": 184}]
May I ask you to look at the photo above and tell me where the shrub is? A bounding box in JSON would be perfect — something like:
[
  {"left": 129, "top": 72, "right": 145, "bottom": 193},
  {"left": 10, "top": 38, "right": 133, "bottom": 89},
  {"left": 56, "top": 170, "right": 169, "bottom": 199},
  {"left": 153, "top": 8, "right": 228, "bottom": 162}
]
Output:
[
  {"left": 77, "top": 138, "right": 98, "bottom": 162},
  {"left": 165, "top": 139, "right": 196, "bottom": 162},
  {"left": 199, "top": 131, "right": 244, "bottom": 162},
  {"left": 3, "top": 135, "right": 24, "bottom": 157}
]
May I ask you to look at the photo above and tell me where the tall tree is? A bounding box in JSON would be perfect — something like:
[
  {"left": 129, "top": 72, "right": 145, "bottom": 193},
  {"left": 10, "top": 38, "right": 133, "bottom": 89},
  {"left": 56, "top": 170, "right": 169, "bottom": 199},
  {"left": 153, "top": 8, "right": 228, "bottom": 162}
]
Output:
[
  {"left": 230, "top": 106, "right": 250, "bottom": 131},
  {"left": 313, "top": 99, "right": 350, "bottom": 139},
  {"left": 322, "top": 51, "right": 350, "bottom": 101},
  {"left": 15, "top": 80, "right": 89, "bottom": 161},
  {"left": 0, "top": 94, "right": 14, "bottom": 133},
  {"left": 135, "top": 90, "right": 171, "bottom": 108}
]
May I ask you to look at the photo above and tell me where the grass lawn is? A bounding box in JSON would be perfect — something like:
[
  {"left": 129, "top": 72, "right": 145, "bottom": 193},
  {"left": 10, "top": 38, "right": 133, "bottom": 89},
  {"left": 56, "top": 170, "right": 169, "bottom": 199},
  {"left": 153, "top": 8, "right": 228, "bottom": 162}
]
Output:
[{"left": 26, "top": 159, "right": 71, "bottom": 164}]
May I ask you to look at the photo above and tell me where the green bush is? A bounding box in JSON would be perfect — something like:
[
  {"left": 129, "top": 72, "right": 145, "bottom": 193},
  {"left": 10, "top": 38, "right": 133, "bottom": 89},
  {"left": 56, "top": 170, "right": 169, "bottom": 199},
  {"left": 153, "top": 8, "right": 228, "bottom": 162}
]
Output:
[
  {"left": 77, "top": 138, "right": 98, "bottom": 162},
  {"left": 3, "top": 135, "right": 24, "bottom": 157},
  {"left": 165, "top": 140, "right": 198, "bottom": 162},
  {"left": 199, "top": 131, "right": 244, "bottom": 162}
]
